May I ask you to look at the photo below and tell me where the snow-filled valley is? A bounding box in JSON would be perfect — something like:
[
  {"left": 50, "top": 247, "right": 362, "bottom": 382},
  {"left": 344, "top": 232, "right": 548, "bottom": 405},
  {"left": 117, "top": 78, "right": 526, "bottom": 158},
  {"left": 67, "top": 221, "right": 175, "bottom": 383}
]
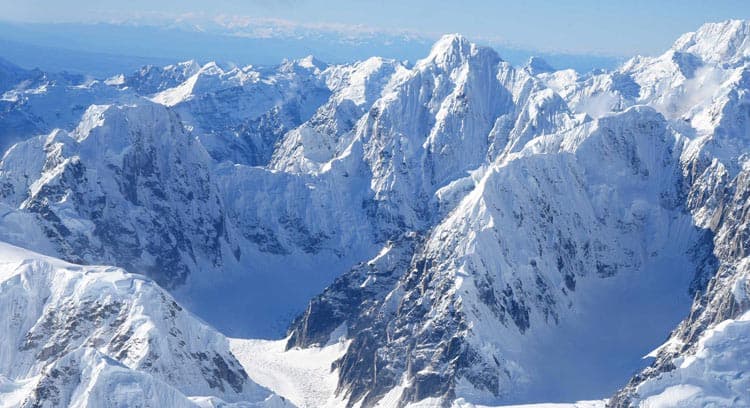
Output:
[{"left": 0, "top": 18, "right": 750, "bottom": 408}]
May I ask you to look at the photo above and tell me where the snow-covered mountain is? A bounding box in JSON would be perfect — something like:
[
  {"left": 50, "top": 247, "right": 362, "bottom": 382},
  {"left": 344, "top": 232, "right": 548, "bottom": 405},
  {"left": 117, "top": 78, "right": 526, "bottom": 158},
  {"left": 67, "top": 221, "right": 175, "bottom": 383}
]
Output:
[
  {"left": 0, "top": 102, "right": 230, "bottom": 288},
  {"left": 283, "top": 21, "right": 750, "bottom": 407},
  {"left": 0, "top": 241, "right": 289, "bottom": 407},
  {"left": 0, "top": 18, "right": 748, "bottom": 408},
  {"left": 0, "top": 60, "right": 130, "bottom": 154},
  {"left": 609, "top": 199, "right": 750, "bottom": 408},
  {"left": 149, "top": 58, "right": 334, "bottom": 166}
]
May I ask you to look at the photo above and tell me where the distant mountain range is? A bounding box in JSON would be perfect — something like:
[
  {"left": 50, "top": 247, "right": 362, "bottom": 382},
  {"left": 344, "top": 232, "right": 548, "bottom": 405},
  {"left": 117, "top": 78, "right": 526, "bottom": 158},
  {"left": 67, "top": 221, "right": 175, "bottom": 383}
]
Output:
[{"left": 0, "top": 19, "right": 623, "bottom": 77}]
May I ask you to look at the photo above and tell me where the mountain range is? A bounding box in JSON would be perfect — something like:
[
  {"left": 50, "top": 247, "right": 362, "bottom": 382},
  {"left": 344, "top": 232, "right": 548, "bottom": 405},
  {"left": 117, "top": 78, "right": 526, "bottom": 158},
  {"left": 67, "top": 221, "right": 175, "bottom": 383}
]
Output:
[
  {"left": 0, "top": 20, "right": 621, "bottom": 77},
  {"left": 0, "top": 19, "right": 749, "bottom": 408}
]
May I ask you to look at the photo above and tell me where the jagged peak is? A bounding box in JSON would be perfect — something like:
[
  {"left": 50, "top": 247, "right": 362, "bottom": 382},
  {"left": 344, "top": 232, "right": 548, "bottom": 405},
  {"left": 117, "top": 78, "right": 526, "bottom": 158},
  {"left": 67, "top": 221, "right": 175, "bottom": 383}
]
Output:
[
  {"left": 167, "top": 59, "right": 202, "bottom": 77},
  {"left": 298, "top": 54, "right": 328, "bottom": 70},
  {"left": 133, "top": 60, "right": 199, "bottom": 77},
  {"left": 177, "top": 59, "right": 200, "bottom": 68},
  {"left": 199, "top": 60, "right": 225, "bottom": 75},
  {"left": 419, "top": 33, "right": 500, "bottom": 71},
  {"left": 430, "top": 33, "right": 471, "bottom": 56},
  {"left": 525, "top": 56, "right": 555, "bottom": 75},
  {"left": 279, "top": 55, "right": 328, "bottom": 74},
  {"left": 672, "top": 19, "right": 750, "bottom": 63}
]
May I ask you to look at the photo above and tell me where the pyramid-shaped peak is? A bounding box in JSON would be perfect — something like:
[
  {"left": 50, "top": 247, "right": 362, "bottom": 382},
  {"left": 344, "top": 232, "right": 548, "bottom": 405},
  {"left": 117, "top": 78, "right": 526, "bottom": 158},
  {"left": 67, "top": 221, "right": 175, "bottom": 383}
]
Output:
[
  {"left": 199, "top": 61, "right": 224, "bottom": 73},
  {"left": 433, "top": 34, "right": 471, "bottom": 50},
  {"left": 422, "top": 34, "right": 499, "bottom": 70},
  {"left": 428, "top": 34, "right": 472, "bottom": 61},
  {"left": 525, "top": 56, "right": 555, "bottom": 74},
  {"left": 279, "top": 55, "right": 328, "bottom": 74},
  {"left": 297, "top": 55, "right": 328, "bottom": 70}
]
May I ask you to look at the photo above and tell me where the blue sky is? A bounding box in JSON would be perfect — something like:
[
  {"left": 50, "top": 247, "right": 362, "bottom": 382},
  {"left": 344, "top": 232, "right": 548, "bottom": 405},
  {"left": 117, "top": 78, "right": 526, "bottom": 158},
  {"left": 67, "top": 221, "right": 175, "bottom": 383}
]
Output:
[{"left": 1, "top": 0, "right": 749, "bottom": 55}]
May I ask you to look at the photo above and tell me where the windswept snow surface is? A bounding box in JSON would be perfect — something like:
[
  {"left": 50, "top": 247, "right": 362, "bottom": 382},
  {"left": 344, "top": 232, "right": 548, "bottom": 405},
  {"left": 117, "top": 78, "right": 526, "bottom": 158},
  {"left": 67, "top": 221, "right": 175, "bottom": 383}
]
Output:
[
  {"left": 229, "top": 336, "right": 350, "bottom": 408},
  {"left": 635, "top": 311, "right": 750, "bottom": 407}
]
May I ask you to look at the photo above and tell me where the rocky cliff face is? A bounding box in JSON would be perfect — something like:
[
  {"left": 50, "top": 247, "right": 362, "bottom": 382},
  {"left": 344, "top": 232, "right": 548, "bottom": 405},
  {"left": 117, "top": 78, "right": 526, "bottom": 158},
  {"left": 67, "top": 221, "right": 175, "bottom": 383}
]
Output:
[
  {"left": 608, "top": 22, "right": 750, "bottom": 406},
  {"left": 287, "top": 104, "right": 708, "bottom": 406},
  {"left": 609, "top": 163, "right": 750, "bottom": 407},
  {"left": 285, "top": 21, "right": 750, "bottom": 407},
  {"left": 0, "top": 102, "right": 230, "bottom": 288}
]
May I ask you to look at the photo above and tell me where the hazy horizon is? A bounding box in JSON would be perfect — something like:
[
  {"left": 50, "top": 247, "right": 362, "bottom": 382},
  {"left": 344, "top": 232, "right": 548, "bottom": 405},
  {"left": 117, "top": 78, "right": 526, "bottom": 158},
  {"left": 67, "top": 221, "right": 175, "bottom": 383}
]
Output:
[{"left": 2, "top": 0, "right": 749, "bottom": 56}]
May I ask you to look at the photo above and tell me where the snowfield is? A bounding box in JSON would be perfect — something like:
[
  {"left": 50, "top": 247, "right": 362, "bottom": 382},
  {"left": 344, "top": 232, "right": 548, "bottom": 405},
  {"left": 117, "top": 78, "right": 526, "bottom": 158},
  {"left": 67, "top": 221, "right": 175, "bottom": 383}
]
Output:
[{"left": 230, "top": 337, "right": 350, "bottom": 408}]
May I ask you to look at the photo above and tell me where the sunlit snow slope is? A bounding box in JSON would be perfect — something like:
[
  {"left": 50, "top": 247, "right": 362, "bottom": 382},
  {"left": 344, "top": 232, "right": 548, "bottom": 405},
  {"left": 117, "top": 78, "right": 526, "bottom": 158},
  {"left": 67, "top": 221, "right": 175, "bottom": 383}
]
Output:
[{"left": 0, "top": 241, "right": 290, "bottom": 408}]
